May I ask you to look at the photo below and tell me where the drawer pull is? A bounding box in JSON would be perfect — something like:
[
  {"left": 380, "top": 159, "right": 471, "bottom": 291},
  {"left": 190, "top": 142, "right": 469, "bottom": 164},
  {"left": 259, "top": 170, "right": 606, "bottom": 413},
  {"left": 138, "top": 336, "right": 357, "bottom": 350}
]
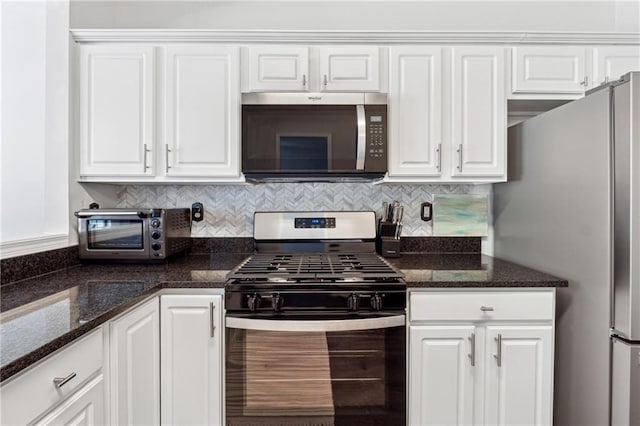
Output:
[
  {"left": 480, "top": 306, "right": 494, "bottom": 312},
  {"left": 53, "top": 372, "right": 77, "bottom": 389}
]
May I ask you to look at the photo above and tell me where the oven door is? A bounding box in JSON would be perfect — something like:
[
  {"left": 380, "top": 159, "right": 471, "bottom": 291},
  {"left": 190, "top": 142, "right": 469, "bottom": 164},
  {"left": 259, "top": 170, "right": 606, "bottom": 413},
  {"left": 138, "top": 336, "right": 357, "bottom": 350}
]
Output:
[
  {"left": 77, "top": 213, "right": 150, "bottom": 260},
  {"left": 225, "top": 314, "right": 406, "bottom": 426}
]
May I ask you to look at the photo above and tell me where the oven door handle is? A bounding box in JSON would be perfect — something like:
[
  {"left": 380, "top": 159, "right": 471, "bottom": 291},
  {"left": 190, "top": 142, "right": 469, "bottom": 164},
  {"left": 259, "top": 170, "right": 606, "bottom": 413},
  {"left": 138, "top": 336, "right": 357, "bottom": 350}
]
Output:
[
  {"left": 74, "top": 210, "right": 151, "bottom": 218},
  {"left": 225, "top": 315, "right": 405, "bottom": 332}
]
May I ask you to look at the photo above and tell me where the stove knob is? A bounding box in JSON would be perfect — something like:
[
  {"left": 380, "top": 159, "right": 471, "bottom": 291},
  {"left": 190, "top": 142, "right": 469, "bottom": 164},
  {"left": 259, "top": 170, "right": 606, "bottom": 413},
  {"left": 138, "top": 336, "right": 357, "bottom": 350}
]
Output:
[
  {"left": 347, "top": 292, "right": 359, "bottom": 311},
  {"left": 151, "top": 219, "right": 161, "bottom": 228},
  {"left": 370, "top": 293, "right": 384, "bottom": 311},
  {"left": 151, "top": 230, "right": 161, "bottom": 240},
  {"left": 247, "top": 293, "right": 261, "bottom": 312},
  {"left": 151, "top": 242, "right": 162, "bottom": 251},
  {"left": 272, "top": 293, "right": 284, "bottom": 312}
]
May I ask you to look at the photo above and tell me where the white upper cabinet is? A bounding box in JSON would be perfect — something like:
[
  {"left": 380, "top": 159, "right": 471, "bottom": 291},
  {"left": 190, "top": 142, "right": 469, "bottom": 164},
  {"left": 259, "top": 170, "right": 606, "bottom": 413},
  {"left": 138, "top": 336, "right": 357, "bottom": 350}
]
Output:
[
  {"left": 246, "top": 46, "right": 309, "bottom": 92},
  {"left": 78, "top": 44, "right": 242, "bottom": 182},
  {"left": 388, "top": 46, "right": 443, "bottom": 177},
  {"left": 243, "top": 46, "right": 381, "bottom": 92},
  {"left": 164, "top": 46, "right": 240, "bottom": 177},
  {"left": 510, "top": 46, "right": 589, "bottom": 97},
  {"left": 451, "top": 46, "right": 506, "bottom": 179},
  {"left": 318, "top": 47, "right": 381, "bottom": 91},
  {"left": 593, "top": 46, "right": 640, "bottom": 86},
  {"left": 79, "top": 45, "right": 156, "bottom": 177}
]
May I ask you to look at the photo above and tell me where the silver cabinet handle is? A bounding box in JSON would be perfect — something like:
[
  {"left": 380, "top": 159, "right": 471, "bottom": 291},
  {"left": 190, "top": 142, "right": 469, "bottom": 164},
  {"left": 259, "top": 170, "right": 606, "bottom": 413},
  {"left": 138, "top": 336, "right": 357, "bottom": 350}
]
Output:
[
  {"left": 436, "top": 144, "right": 442, "bottom": 171},
  {"left": 480, "top": 306, "right": 494, "bottom": 312},
  {"left": 143, "top": 144, "right": 150, "bottom": 172},
  {"left": 456, "top": 144, "right": 463, "bottom": 172},
  {"left": 302, "top": 74, "right": 307, "bottom": 87},
  {"left": 210, "top": 302, "right": 216, "bottom": 338},
  {"left": 53, "top": 372, "right": 77, "bottom": 389},
  {"left": 468, "top": 333, "right": 476, "bottom": 366},
  {"left": 580, "top": 76, "right": 589, "bottom": 87},
  {"left": 494, "top": 334, "right": 503, "bottom": 367},
  {"left": 355, "top": 104, "right": 366, "bottom": 170},
  {"left": 323, "top": 74, "right": 328, "bottom": 88},
  {"left": 165, "top": 144, "right": 171, "bottom": 173}
]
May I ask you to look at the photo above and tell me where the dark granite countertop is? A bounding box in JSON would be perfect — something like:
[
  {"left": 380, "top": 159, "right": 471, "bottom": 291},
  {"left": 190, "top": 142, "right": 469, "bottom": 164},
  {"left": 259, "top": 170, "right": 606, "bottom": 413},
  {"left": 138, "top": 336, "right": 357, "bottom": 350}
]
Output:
[{"left": 0, "top": 252, "right": 566, "bottom": 382}]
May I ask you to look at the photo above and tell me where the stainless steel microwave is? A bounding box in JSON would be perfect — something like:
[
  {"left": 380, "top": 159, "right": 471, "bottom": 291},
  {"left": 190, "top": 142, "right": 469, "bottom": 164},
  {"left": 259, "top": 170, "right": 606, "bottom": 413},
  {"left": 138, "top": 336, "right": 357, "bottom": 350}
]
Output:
[
  {"left": 242, "top": 93, "right": 387, "bottom": 182},
  {"left": 75, "top": 208, "right": 191, "bottom": 261}
]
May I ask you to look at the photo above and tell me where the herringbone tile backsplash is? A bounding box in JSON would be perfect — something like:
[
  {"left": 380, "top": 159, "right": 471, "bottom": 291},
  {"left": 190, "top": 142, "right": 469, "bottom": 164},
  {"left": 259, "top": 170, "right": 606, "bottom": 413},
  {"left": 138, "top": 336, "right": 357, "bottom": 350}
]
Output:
[{"left": 117, "top": 183, "right": 491, "bottom": 237}]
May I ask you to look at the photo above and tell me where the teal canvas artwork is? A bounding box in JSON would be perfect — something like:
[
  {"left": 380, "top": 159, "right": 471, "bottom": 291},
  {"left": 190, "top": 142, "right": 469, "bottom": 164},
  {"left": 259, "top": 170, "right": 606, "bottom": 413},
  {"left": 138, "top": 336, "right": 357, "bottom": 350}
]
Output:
[{"left": 432, "top": 194, "right": 489, "bottom": 236}]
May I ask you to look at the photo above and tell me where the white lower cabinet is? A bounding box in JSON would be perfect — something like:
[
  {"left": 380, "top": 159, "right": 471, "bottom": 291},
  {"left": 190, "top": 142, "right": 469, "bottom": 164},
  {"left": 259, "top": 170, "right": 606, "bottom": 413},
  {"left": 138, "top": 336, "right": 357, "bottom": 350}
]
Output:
[
  {"left": 35, "top": 375, "right": 105, "bottom": 426},
  {"left": 409, "top": 290, "right": 555, "bottom": 426},
  {"left": 0, "top": 327, "right": 105, "bottom": 426},
  {"left": 160, "top": 294, "right": 223, "bottom": 426},
  {"left": 109, "top": 297, "right": 160, "bottom": 426}
]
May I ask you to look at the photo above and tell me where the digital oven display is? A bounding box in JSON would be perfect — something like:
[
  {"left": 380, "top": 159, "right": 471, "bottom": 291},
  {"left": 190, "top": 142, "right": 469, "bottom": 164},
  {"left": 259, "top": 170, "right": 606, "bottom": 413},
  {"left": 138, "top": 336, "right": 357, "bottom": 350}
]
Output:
[{"left": 294, "top": 217, "right": 336, "bottom": 229}]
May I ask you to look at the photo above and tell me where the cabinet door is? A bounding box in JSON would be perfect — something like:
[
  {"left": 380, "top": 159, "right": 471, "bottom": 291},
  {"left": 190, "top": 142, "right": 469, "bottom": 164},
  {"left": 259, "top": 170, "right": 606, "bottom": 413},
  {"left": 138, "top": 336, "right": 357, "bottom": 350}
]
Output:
[
  {"left": 79, "top": 45, "right": 155, "bottom": 177},
  {"left": 594, "top": 46, "right": 640, "bottom": 86},
  {"left": 35, "top": 375, "right": 105, "bottom": 426},
  {"left": 485, "top": 326, "right": 554, "bottom": 426},
  {"left": 318, "top": 47, "right": 380, "bottom": 91},
  {"left": 409, "top": 325, "right": 476, "bottom": 426},
  {"left": 388, "top": 47, "right": 443, "bottom": 177},
  {"left": 511, "top": 46, "right": 589, "bottom": 95},
  {"left": 160, "top": 295, "right": 223, "bottom": 426},
  {"left": 164, "top": 46, "right": 240, "bottom": 177},
  {"left": 246, "top": 46, "right": 309, "bottom": 92},
  {"left": 109, "top": 298, "right": 160, "bottom": 426},
  {"left": 451, "top": 46, "right": 506, "bottom": 178}
]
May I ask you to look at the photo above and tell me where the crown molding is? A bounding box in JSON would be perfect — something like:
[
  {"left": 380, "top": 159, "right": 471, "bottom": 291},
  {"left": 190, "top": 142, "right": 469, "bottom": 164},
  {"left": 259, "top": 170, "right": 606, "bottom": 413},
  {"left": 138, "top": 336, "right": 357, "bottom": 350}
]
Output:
[{"left": 70, "top": 29, "right": 640, "bottom": 45}]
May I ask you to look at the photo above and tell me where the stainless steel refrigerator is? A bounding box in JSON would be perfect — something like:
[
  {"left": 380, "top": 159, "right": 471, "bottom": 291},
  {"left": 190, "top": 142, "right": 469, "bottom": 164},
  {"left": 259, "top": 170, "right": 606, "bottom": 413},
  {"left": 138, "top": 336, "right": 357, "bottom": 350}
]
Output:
[{"left": 494, "top": 72, "right": 639, "bottom": 426}]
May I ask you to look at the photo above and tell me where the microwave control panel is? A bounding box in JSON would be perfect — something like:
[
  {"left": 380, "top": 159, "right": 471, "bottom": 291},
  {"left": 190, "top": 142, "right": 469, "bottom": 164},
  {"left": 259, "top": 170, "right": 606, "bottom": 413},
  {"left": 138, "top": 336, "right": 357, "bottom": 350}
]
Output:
[{"left": 365, "top": 105, "right": 387, "bottom": 172}]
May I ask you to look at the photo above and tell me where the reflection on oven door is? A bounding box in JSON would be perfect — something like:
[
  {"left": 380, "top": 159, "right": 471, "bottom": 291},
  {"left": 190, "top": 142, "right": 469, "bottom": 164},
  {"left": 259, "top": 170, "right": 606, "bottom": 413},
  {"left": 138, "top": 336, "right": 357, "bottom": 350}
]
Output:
[{"left": 226, "top": 324, "right": 405, "bottom": 426}]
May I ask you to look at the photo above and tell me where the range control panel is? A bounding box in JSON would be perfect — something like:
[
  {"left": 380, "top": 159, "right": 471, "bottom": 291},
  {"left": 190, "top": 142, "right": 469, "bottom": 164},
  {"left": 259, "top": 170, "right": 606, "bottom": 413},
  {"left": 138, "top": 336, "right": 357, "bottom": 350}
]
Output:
[{"left": 295, "top": 217, "right": 336, "bottom": 229}]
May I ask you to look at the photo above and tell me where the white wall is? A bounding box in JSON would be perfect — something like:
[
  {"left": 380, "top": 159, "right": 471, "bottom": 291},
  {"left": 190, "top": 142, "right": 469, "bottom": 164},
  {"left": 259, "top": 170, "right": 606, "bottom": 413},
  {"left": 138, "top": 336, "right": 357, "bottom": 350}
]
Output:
[
  {"left": 70, "top": 0, "right": 639, "bottom": 33},
  {"left": 0, "top": 1, "right": 70, "bottom": 258}
]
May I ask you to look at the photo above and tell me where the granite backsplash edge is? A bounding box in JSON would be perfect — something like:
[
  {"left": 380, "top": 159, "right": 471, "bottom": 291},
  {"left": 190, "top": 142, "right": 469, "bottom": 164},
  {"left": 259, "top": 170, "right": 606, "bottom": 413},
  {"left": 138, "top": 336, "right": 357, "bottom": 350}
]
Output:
[{"left": 1, "top": 236, "right": 480, "bottom": 285}]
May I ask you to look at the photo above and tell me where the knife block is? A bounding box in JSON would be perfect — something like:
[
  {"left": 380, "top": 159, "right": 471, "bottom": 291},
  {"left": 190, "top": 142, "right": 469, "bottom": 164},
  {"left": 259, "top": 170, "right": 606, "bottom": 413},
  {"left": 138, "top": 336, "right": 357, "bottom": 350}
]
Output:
[{"left": 378, "top": 237, "right": 400, "bottom": 258}]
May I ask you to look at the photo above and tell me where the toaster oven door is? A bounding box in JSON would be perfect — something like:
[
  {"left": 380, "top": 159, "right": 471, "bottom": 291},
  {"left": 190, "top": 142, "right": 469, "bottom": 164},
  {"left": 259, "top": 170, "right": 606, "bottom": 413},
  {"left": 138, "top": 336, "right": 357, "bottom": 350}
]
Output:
[{"left": 78, "top": 214, "right": 150, "bottom": 259}]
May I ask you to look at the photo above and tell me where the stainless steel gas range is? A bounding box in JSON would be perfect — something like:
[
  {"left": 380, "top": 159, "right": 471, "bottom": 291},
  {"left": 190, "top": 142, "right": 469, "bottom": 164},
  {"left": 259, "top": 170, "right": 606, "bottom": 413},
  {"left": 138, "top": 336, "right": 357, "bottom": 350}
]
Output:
[{"left": 225, "top": 211, "right": 406, "bottom": 426}]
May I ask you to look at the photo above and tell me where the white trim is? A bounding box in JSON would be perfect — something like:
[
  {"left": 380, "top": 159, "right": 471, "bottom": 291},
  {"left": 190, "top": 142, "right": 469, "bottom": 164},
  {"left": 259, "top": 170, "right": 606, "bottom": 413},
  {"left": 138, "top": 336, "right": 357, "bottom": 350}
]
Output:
[
  {"left": 1, "top": 234, "right": 69, "bottom": 259},
  {"left": 70, "top": 30, "right": 640, "bottom": 45}
]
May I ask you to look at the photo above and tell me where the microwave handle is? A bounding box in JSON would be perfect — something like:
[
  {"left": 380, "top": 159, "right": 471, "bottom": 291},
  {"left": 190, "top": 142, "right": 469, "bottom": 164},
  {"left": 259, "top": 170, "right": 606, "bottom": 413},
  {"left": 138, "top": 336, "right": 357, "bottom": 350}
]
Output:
[
  {"left": 356, "top": 104, "right": 366, "bottom": 170},
  {"left": 74, "top": 210, "right": 151, "bottom": 218}
]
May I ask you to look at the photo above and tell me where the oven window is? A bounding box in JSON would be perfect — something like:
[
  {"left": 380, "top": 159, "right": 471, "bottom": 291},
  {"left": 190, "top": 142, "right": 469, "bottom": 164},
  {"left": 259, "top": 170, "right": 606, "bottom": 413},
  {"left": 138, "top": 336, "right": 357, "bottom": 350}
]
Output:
[
  {"left": 226, "top": 325, "right": 405, "bottom": 426},
  {"left": 279, "top": 135, "right": 330, "bottom": 171},
  {"left": 87, "top": 219, "right": 144, "bottom": 249}
]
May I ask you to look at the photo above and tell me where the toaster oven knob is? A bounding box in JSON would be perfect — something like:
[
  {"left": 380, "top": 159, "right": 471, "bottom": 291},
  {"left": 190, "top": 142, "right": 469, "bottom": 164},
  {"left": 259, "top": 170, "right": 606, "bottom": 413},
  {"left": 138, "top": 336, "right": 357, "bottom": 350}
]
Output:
[
  {"left": 370, "top": 293, "right": 384, "bottom": 311},
  {"left": 272, "top": 293, "right": 284, "bottom": 312},
  {"left": 151, "top": 219, "right": 161, "bottom": 228},
  {"left": 151, "top": 231, "right": 161, "bottom": 240},
  {"left": 347, "top": 292, "right": 359, "bottom": 311},
  {"left": 151, "top": 242, "right": 162, "bottom": 251},
  {"left": 247, "top": 293, "right": 261, "bottom": 312}
]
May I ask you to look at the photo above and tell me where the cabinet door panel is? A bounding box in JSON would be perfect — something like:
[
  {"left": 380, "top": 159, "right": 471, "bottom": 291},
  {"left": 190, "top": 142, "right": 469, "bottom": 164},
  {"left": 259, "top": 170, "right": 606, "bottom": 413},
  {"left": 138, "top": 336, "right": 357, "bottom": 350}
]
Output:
[
  {"left": 319, "top": 47, "right": 380, "bottom": 91},
  {"left": 485, "top": 326, "right": 554, "bottom": 426},
  {"left": 247, "top": 46, "right": 309, "bottom": 91},
  {"left": 389, "top": 47, "right": 442, "bottom": 177},
  {"left": 161, "top": 295, "right": 223, "bottom": 426},
  {"left": 109, "top": 298, "right": 160, "bottom": 426},
  {"left": 594, "top": 46, "right": 640, "bottom": 86},
  {"left": 409, "top": 325, "right": 476, "bottom": 426},
  {"left": 79, "top": 45, "right": 155, "bottom": 176},
  {"left": 35, "top": 375, "right": 105, "bottom": 426},
  {"left": 165, "top": 46, "right": 240, "bottom": 177},
  {"left": 511, "top": 46, "right": 588, "bottom": 94},
  {"left": 452, "top": 47, "right": 506, "bottom": 178}
]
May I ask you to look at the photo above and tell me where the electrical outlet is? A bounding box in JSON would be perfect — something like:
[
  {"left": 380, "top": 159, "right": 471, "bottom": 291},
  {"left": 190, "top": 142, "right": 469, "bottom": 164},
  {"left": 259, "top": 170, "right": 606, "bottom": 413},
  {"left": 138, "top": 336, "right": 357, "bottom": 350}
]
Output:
[{"left": 191, "top": 202, "right": 204, "bottom": 222}]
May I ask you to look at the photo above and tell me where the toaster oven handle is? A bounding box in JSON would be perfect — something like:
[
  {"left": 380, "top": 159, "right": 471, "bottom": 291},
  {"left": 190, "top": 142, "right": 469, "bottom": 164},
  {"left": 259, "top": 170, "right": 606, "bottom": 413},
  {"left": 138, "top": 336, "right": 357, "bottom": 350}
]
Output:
[
  {"left": 226, "top": 315, "right": 405, "bottom": 332},
  {"left": 356, "top": 104, "right": 366, "bottom": 170},
  {"left": 74, "top": 210, "right": 152, "bottom": 218}
]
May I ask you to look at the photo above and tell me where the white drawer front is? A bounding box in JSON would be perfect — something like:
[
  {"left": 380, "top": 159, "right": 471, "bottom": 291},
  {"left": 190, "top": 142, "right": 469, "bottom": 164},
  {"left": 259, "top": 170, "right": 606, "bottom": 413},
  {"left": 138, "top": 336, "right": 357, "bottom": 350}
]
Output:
[
  {"left": 410, "top": 291, "right": 554, "bottom": 322},
  {"left": 0, "top": 327, "right": 104, "bottom": 426}
]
